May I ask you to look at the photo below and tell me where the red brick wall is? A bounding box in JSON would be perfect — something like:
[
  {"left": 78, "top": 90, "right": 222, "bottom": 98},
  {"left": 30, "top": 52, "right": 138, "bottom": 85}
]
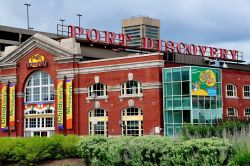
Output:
[
  {"left": 222, "top": 69, "right": 250, "bottom": 119},
  {"left": 0, "top": 48, "right": 164, "bottom": 137},
  {"left": 77, "top": 67, "right": 163, "bottom": 135}
]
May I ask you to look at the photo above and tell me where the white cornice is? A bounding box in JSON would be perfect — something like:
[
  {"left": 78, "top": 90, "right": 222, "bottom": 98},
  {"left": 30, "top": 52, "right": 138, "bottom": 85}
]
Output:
[
  {"left": 79, "top": 52, "right": 163, "bottom": 64},
  {"left": 57, "top": 60, "right": 164, "bottom": 75},
  {"left": 73, "top": 82, "right": 162, "bottom": 94},
  {"left": 0, "top": 74, "right": 18, "bottom": 84}
]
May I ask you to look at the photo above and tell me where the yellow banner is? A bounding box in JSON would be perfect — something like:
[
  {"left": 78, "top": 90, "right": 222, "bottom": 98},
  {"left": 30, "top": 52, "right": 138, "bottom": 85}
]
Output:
[
  {"left": 1, "top": 85, "right": 7, "bottom": 129},
  {"left": 9, "top": 84, "right": 15, "bottom": 128},
  {"left": 66, "top": 79, "right": 73, "bottom": 129},
  {"left": 57, "top": 80, "right": 64, "bottom": 126}
]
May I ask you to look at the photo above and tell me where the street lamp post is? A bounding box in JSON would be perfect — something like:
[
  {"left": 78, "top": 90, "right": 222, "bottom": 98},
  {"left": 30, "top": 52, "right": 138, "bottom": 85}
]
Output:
[
  {"left": 59, "top": 19, "right": 65, "bottom": 35},
  {"left": 76, "top": 14, "right": 82, "bottom": 28},
  {"left": 76, "top": 14, "right": 82, "bottom": 37},
  {"left": 24, "top": 3, "right": 31, "bottom": 30}
]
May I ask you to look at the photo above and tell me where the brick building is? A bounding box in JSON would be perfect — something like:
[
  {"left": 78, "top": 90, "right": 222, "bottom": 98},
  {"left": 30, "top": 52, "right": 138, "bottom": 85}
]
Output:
[{"left": 0, "top": 31, "right": 249, "bottom": 137}]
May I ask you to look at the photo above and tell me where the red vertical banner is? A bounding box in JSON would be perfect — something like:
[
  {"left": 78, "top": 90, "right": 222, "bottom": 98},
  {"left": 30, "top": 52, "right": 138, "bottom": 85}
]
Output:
[{"left": 66, "top": 79, "right": 73, "bottom": 129}]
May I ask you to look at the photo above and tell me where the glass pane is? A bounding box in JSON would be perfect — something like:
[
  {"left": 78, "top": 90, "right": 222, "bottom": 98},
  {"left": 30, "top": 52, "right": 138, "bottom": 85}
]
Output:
[
  {"left": 174, "top": 110, "right": 182, "bottom": 123},
  {"left": 172, "top": 68, "right": 181, "bottom": 81},
  {"left": 199, "top": 96, "right": 204, "bottom": 109},
  {"left": 181, "top": 67, "right": 189, "bottom": 81},
  {"left": 199, "top": 111, "right": 205, "bottom": 123},
  {"left": 42, "top": 87, "right": 48, "bottom": 101},
  {"left": 174, "top": 124, "right": 182, "bottom": 136},
  {"left": 183, "top": 110, "right": 190, "bottom": 123},
  {"left": 205, "top": 110, "right": 211, "bottom": 124},
  {"left": 167, "top": 83, "right": 172, "bottom": 96},
  {"left": 33, "top": 87, "right": 40, "bottom": 101},
  {"left": 173, "top": 82, "right": 181, "bottom": 95},
  {"left": 164, "top": 69, "right": 172, "bottom": 82},
  {"left": 205, "top": 97, "right": 210, "bottom": 109},
  {"left": 165, "top": 96, "right": 172, "bottom": 109},
  {"left": 182, "top": 81, "right": 190, "bottom": 95},
  {"left": 167, "top": 111, "right": 173, "bottom": 123},
  {"left": 173, "top": 96, "right": 181, "bottom": 109},
  {"left": 33, "top": 72, "right": 40, "bottom": 86},
  {"left": 217, "top": 97, "right": 222, "bottom": 109},
  {"left": 167, "top": 125, "right": 174, "bottom": 137},
  {"left": 182, "top": 96, "right": 190, "bottom": 109},
  {"left": 192, "top": 96, "right": 198, "bottom": 109},
  {"left": 217, "top": 83, "right": 222, "bottom": 96},
  {"left": 42, "top": 72, "right": 49, "bottom": 85},
  {"left": 216, "top": 70, "right": 221, "bottom": 82},
  {"left": 193, "top": 110, "right": 199, "bottom": 123},
  {"left": 211, "top": 97, "right": 216, "bottom": 109}
]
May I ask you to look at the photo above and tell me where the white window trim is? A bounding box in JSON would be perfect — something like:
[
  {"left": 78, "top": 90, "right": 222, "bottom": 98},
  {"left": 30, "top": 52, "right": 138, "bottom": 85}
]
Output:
[
  {"left": 87, "top": 83, "right": 108, "bottom": 98},
  {"left": 227, "top": 107, "right": 238, "bottom": 117},
  {"left": 86, "top": 95, "right": 109, "bottom": 101},
  {"left": 244, "top": 108, "right": 250, "bottom": 117},
  {"left": 88, "top": 109, "right": 108, "bottom": 137},
  {"left": 225, "top": 84, "right": 237, "bottom": 98},
  {"left": 119, "top": 94, "right": 143, "bottom": 99},
  {"left": 120, "top": 80, "right": 142, "bottom": 97},
  {"left": 243, "top": 85, "right": 250, "bottom": 99},
  {"left": 25, "top": 71, "right": 55, "bottom": 103},
  {"left": 121, "top": 107, "right": 143, "bottom": 136}
]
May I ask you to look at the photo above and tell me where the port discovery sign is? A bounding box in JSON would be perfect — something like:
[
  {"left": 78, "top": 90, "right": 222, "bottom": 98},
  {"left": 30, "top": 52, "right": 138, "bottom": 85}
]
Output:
[{"left": 67, "top": 25, "right": 242, "bottom": 62}]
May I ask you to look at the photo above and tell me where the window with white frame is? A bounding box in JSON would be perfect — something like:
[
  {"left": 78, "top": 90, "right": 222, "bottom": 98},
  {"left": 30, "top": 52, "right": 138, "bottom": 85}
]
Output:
[
  {"left": 24, "top": 109, "right": 55, "bottom": 129},
  {"left": 227, "top": 107, "right": 238, "bottom": 117},
  {"left": 121, "top": 80, "right": 142, "bottom": 96},
  {"left": 226, "top": 84, "right": 237, "bottom": 97},
  {"left": 88, "top": 109, "right": 108, "bottom": 136},
  {"left": 25, "top": 71, "right": 54, "bottom": 102},
  {"left": 88, "top": 83, "right": 107, "bottom": 98},
  {"left": 121, "top": 107, "right": 143, "bottom": 136},
  {"left": 243, "top": 85, "right": 250, "bottom": 98},
  {"left": 245, "top": 108, "right": 250, "bottom": 117}
]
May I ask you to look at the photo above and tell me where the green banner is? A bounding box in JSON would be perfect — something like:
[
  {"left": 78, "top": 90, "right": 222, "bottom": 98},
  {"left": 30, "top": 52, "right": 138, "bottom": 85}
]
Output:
[{"left": 192, "top": 67, "right": 217, "bottom": 96}]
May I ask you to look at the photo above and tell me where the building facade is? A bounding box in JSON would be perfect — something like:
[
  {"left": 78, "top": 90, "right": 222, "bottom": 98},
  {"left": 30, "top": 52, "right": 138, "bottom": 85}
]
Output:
[
  {"left": 0, "top": 34, "right": 163, "bottom": 137},
  {"left": 0, "top": 30, "right": 249, "bottom": 138}
]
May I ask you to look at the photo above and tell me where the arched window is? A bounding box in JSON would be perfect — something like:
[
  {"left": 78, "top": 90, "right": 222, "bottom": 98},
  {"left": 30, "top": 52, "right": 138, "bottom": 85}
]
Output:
[
  {"left": 88, "top": 83, "right": 107, "bottom": 98},
  {"left": 226, "top": 84, "right": 237, "bottom": 97},
  {"left": 121, "top": 80, "right": 142, "bottom": 96},
  {"left": 121, "top": 107, "right": 143, "bottom": 136},
  {"left": 24, "top": 108, "right": 55, "bottom": 137},
  {"left": 227, "top": 107, "right": 238, "bottom": 117},
  {"left": 25, "top": 71, "right": 54, "bottom": 102},
  {"left": 88, "top": 109, "right": 108, "bottom": 136}
]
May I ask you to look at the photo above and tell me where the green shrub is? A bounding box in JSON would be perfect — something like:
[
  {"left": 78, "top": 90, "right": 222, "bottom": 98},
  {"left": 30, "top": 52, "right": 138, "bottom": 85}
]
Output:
[
  {"left": 77, "top": 136, "right": 235, "bottom": 166},
  {"left": 0, "top": 135, "right": 80, "bottom": 165},
  {"left": 181, "top": 120, "right": 250, "bottom": 139}
]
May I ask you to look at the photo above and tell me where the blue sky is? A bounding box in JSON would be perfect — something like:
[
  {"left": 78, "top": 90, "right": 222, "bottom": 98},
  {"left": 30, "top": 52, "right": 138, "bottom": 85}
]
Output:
[{"left": 1, "top": 0, "right": 250, "bottom": 62}]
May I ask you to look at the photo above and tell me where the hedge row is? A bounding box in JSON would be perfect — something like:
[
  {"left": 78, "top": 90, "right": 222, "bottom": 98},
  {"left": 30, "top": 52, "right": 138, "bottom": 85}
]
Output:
[
  {"left": 0, "top": 135, "right": 80, "bottom": 165},
  {"left": 77, "top": 136, "right": 235, "bottom": 166},
  {"left": 181, "top": 120, "right": 250, "bottom": 139}
]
